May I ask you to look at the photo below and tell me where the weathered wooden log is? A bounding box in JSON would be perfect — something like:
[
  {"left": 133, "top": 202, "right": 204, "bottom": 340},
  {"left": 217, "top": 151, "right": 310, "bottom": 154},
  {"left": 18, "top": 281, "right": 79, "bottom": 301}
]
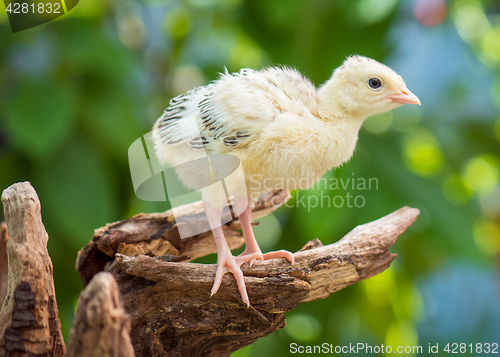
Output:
[
  {"left": 77, "top": 195, "right": 419, "bottom": 356},
  {"left": 0, "top": 182, "right": 66, "bottom": 357},
  {"left": 0, "top": 182, "right": 419, "bottom": 357}
]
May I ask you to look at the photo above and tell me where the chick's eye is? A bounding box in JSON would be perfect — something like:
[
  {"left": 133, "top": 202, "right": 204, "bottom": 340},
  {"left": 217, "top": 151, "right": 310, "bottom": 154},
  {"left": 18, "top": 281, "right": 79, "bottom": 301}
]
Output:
[{"left": 368, "top": 78, "right": 381, "bottom": 89}]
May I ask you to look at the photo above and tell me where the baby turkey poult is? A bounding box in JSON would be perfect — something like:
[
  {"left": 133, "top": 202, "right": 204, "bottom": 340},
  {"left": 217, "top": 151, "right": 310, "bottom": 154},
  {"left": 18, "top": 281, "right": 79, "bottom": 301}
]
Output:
[{"left": 152, "top": 55, "right": 421, "bottom": 307}]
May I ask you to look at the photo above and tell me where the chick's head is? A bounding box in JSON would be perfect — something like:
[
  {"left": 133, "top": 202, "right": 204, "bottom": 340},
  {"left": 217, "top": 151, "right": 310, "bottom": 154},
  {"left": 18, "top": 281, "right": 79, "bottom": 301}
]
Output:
[{"left": 320, "top": 55, "right": 420, "bottom": 120}]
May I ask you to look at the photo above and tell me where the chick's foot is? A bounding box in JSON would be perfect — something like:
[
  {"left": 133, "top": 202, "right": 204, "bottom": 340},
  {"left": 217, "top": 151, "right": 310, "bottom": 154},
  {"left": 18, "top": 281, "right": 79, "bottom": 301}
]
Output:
[
  {"left": 235, "top": 249, "right": 294, "bottom": 267},
  {"left": 211, "top": 250, "right": 250, "bottom": 307}
]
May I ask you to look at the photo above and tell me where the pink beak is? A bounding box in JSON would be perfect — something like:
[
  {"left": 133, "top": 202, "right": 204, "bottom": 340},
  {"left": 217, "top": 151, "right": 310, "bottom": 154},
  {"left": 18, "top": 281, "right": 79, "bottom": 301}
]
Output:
[{"left": 388, "top": 87, "right": 421, "bottom": 106}]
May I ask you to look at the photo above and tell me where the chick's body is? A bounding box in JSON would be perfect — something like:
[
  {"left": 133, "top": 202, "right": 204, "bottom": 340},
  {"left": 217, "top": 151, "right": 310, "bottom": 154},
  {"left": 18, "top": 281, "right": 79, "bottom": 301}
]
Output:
[
  {"left": 153, "top": 56, "right": 420, "bottom": 306},
  {"left": 154, "top": 66, "right": 361, "bottom": 203}
]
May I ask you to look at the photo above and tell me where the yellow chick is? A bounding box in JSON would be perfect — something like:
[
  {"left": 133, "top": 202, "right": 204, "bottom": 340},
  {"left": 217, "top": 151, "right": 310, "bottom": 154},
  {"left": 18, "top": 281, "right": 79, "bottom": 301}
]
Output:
[{"left": 153, "top": 55, "right": 420, "bottom": 307}]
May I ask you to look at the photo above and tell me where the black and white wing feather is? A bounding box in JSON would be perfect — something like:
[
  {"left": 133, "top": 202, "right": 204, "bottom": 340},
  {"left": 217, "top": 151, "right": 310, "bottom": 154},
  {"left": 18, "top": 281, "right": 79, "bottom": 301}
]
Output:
[
  {"left": 154, "top": 83, "right": 216, "bottom": 148},
  {"left": 153, "top": 69, "right": 257, "bottom": 159}
]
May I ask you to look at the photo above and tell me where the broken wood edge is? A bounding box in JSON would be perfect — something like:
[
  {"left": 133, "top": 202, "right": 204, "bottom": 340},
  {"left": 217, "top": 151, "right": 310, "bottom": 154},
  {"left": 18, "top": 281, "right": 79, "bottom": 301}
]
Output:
[
  {"left": 66, "top": 271, "right": 135, "bottom": 357},
  {"left": 0, "top": 182, "right": 66, "bottom": 356}
]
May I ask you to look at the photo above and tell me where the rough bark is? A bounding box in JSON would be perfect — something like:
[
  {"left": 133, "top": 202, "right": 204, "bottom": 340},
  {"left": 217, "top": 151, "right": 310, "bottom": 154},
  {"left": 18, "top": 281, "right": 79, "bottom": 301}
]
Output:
[
  {"left": 66, "top": 272, "right": 135, "bottom": 357},
  {"left": 76, "top": 189, "right": 291, "bottom": 287},
  {"left": 0, "top": 182, "right": 66, "bottom": 357},
  {"left": 76, "top": 195, "right": 419, "bottom": 356}
]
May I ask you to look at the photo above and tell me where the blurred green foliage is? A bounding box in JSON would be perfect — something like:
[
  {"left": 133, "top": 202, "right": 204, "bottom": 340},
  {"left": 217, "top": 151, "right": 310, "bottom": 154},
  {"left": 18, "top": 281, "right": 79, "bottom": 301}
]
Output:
[{"left": 1, "top": 0, "right": 500, "bottom": 355}]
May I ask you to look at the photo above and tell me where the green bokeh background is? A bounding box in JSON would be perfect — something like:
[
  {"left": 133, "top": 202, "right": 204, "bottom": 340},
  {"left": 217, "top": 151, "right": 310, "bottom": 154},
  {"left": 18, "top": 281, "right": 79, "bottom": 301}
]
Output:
[{"left": 1, "top": 0, "right": 500, "bottom": 355}]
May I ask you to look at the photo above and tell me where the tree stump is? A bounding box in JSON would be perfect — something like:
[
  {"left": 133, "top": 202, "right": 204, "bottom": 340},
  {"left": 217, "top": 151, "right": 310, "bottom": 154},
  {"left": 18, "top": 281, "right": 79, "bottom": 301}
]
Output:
[{"left": 0, "top": 182, "right": 420, "bottom": 356}]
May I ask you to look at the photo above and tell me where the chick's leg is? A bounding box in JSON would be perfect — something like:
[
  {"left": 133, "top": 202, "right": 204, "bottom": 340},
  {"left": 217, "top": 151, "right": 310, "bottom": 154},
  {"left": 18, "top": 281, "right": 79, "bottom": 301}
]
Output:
[
  {"left": 235, "top": 204, "right": 294, "bottom": 267},
  {"left": 204, "top": 201, "right": 250, "bottom": 307}
]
